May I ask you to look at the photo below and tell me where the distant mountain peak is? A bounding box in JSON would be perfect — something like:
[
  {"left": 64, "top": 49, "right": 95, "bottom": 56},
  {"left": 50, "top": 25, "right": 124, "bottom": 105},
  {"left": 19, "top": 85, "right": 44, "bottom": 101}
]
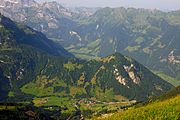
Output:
[{"left": 0, "top": 0, "right": 37, "bottom": 8}]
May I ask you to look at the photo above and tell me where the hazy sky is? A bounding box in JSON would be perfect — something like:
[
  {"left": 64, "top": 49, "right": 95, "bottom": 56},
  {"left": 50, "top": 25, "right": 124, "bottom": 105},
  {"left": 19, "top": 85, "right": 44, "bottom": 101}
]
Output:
[{"left": 37, "top": 0, "right": 180, "bottom": 10}]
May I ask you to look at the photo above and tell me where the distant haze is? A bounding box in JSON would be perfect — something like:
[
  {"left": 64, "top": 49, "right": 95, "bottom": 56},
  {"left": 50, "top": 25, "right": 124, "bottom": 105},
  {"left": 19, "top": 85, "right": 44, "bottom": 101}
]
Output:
[{"left": 37, "top": 0, "right": 180, "bottom": 10}]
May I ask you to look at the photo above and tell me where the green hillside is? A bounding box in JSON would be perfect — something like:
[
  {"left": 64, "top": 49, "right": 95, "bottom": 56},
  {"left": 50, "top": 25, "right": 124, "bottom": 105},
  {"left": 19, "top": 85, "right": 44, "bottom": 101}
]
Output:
[{"left": 97, "top": 87, "right": 180, "bottom": 120}]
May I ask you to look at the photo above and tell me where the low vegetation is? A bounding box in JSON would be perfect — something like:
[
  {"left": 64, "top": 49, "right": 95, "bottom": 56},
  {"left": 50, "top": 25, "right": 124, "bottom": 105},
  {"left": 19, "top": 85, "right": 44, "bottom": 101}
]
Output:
[
  {"left": 96, "top": 96, "right": 179, "bottom": 120},
  {"left": 96, "top": 86, "right": 180, "bottom": 120}
]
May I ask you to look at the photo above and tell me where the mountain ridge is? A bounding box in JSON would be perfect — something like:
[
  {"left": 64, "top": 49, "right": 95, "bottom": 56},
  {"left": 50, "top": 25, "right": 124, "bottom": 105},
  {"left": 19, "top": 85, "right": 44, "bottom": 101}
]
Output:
[
  {"left": 0, "top": 15, "right": 173, "bottom": 102},
  {"left": 0, "top": 0, "right": 179, "bottom": 86}
]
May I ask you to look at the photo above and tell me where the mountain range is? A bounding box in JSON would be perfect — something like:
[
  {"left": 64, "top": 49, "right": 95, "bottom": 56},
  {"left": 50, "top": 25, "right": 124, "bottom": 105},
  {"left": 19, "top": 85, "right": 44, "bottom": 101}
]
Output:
[
  {"left": 0, "top": 0, "right": 179, "bottom": 86},
  {"left": 0, "top": 14, "right": 174, "bottom": 119},
  {"left": 0, "top": 14, "right": 172, "bottom": 102},
  {"left": 0, "top": 0, "right": 179, "bottom": 119}
]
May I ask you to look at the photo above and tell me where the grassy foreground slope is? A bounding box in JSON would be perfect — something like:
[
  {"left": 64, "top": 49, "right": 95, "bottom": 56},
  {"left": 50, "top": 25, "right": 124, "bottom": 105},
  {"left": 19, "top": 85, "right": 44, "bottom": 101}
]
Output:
[
  {"left": 98, "top": 95, "right": 180, "bottom": 120},
  {"left": 98, "top": 86, "right": 180, "bottom": 120}
]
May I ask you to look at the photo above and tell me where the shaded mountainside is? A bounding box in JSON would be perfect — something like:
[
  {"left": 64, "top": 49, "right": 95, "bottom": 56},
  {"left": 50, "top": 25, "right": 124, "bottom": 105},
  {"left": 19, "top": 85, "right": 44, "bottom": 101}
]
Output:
[
  {"left": 0, "top": 103, "right": 53, "bottom": 120},
  {"left": 0, "top": 15, "right": 173, "bottom": 102},
  {"left": 0, "top": 14, "right": 73, "bottom": 100},
  {"left": 149, "top": 85, "right": 180, "bottom": 102},
  {"left": 0, "top": 15, "right": 73, "bottom": 57},
  {"left": 0, "top": 2, "right": 179, "bottom": 85}
]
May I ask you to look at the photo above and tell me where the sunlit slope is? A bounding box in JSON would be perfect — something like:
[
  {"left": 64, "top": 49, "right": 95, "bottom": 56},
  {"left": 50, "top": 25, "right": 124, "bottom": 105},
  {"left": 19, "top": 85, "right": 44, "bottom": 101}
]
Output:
[{"left": 98, "top": 87, "right": 180, "bottom": 120}]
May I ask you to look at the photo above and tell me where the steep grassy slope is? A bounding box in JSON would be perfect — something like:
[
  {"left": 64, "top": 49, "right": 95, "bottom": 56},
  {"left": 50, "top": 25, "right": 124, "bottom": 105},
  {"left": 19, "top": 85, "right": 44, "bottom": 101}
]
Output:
[
  {"left": 98, "top": 86, "right": 180, "bottom": 120},
  {"left": 98, "top": 95, "right": 180, "bottom": 120}
]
